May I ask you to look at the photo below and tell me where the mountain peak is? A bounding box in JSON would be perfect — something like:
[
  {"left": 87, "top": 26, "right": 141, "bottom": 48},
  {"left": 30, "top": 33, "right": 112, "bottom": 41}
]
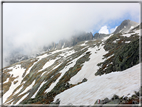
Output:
[
  {"left": 113, "top": 19, "right": 138, "bottom": 34},
  {"left": 122, "top": 19, "right": 130, "bottom": 24}
]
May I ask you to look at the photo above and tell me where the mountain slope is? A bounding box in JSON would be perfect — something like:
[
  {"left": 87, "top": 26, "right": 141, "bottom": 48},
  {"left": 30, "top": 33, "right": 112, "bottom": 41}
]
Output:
[{"left": 1, "top": 20, "right": 141, "bottom": 106}]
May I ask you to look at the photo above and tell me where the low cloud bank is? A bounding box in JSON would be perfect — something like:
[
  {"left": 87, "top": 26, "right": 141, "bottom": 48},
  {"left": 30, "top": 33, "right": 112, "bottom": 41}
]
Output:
[{"left": 3, "top": 3, "right": 140, "bottom": 67}]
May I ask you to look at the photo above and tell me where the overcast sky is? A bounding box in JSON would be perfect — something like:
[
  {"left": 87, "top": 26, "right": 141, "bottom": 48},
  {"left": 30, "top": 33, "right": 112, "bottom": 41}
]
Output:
[{"left": 3, "top": 3, "right": 140, "bottom": 67}]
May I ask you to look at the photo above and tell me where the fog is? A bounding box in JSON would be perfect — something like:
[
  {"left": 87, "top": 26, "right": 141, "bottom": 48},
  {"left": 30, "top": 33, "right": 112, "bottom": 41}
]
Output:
[{"left": 3, "top": 3, "right": 140, "bottom": 67}]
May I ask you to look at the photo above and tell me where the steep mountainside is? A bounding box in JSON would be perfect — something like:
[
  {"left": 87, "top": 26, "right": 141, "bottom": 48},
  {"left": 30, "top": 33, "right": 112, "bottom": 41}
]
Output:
[{"left": 1, "top": 20, "right": 141, "bottom": 106}]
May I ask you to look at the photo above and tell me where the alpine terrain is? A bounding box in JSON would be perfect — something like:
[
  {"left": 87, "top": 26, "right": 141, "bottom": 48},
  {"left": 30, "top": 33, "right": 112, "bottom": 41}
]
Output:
[{"left": 1, "top": 20, "right": 141, "bottom": 106}]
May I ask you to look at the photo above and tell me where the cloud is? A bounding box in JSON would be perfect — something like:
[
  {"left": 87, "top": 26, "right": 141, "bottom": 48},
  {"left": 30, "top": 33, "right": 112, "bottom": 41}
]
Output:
[
  {"left": 98, "top": 26, "right": 109, "bottom": 34},
  {"left": 110, "top": 26, "right": 118, "bottom": 33},
  {"left": 3, "top": 3, "right": 140, "bottom": 67}
]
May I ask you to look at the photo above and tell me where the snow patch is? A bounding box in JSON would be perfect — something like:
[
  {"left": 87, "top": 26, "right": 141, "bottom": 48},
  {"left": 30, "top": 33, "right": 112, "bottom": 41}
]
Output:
[
  {"left": 23, "top": 59, "right": 39, "bottom": 78},
  {"left": 122, "top": 33, "right": 131, "bottom": 37},
  {"left": 119, "top": 29, "right": 123, "bottom": 33},
  {"left": 17, "top": 80, "right": 36, "bottom": 97},
  {"left": 130, "top": 26, "right": 134, "bottom": 30},
  {"left": 3, "top": 78, "right": 9, "bottom": 84},
  {"left": 105, "top": 54, "right": 114, "bottom": 60},
  {"left": 112, "top": 38, "right": 120, "bottom": 43},
  {"left": 62, "top": 43, "right": 65, "bottom": 49},
  {"left": 3, "top": 65, "right": 26, "bottom": 103},
  {"left": 125, "top": 41, "right": 131, "bottom": 43},
  {"left": 134, "top": 29, "right": 140, "bottom": 35},
  {"left": 15, "top": 92, "right": 29, "bottom": 105},
  {"left": 42, "top": 59, "right": 57, "bottom": 70},
  {"left": 80, "top": 41, "right": 88, "bottom": 46},
  {"left": 102, "top": 34, "right": 113, "bottom": 41},
  {"left": 31, "top": 81, "right": 47, "bottom": 98},
  {"left": 37, "top": 54, "right": 48, "bottom": 60}
]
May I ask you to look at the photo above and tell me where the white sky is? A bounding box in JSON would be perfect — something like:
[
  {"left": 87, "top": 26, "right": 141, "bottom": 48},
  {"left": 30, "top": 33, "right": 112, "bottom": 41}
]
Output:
[{"left": 3, "top": 3, "right": 140, "bottom": 67}]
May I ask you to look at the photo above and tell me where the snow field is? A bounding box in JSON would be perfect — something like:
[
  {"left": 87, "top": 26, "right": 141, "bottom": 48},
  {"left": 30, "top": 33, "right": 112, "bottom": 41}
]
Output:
[
  {"left": 37, "top": 54, "right": 48, "bottom": 61},
  {"left": 54, "top": 63, "right": 140, "bottom": 105},
  {"left": 69, "top": 45, "right": 107, "bottom": 84}
]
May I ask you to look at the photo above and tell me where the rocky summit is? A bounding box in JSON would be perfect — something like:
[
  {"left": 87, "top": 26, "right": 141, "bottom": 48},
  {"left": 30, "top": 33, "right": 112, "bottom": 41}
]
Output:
[{"left": 1, "top": 20, "right": 141, "bottom": 106}]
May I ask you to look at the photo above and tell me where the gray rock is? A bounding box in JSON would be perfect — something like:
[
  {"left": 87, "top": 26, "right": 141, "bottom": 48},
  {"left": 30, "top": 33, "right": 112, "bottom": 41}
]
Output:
[
  {"left": 55, "top": 98, "right": 60, "bottom": 104},
  {"left": 82, "top": 78, "right": 87, "bottom": 82},
  {"left": 93, "top": 33, "right": 107, "bottom": 39},
  {"left": 103, "top": 98, "right": 109, "bottom": 104}
]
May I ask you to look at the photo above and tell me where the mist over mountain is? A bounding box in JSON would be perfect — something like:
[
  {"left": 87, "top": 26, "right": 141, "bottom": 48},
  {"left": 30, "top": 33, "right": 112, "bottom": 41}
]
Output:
[
  {"left": 4, "top": 19, "right": 139, "bottom": 68},
  {"left": 3, "top": 3, "right": 140, "bottom": 68},
  {"left": 1, "top": 19, "right": 141, "bottom": 106}
]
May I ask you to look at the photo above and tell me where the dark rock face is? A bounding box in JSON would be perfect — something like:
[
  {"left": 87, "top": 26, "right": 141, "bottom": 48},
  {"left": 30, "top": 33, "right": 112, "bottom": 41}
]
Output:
[
  {"left": 95, "top": 32, "right": 140, "bottom": 76},
  {"left": 93, "top": 33, "right": 108, "bottom": 39},
  {"left": 113, "top": 19, "right": 138, "bottom": 34}
]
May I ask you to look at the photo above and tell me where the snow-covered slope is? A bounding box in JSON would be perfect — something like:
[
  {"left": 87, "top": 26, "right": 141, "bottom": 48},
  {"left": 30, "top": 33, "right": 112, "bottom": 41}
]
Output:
[
  {"left": 1, "top": 22, "right": 141, "bottom": 106},
  {"left": 54, "top": 63, "right": 140, "bottom": 105}
]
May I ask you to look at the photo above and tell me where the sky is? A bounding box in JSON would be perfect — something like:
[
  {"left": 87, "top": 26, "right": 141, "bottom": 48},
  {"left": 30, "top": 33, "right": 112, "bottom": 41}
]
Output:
[{"left": 3, "top": 3, "right": 140, "bottom": 67}]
